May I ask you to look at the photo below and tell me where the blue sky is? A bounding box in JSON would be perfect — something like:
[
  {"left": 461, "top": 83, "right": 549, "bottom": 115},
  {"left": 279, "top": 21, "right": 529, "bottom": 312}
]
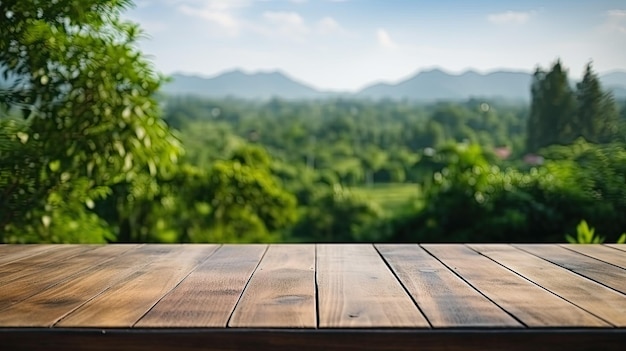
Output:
[{"left": 126, "top": 0, "right": 626, "bottom": 91}]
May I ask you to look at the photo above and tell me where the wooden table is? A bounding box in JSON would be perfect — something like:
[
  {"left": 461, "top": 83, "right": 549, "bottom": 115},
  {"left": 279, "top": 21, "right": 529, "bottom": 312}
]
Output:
[{"left": 0, "top": 244, "right": 624, "bottom": 350}]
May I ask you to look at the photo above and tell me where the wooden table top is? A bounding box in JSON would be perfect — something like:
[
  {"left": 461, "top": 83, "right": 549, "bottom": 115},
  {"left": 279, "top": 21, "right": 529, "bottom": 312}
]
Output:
[{"left": 0, "top": 244, "right": 625, "bottom": 350}]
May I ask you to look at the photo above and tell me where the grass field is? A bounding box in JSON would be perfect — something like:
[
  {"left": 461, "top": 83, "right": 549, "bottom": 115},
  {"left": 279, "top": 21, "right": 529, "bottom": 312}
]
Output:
[{"left": 351, "top": 183, "right": 422, "bottom": 216}]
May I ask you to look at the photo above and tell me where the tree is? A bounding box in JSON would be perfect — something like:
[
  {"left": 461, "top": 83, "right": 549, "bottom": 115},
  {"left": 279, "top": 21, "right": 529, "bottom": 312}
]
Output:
[
  {"left": 200, "top": 145, "right": 298, "bottom": 242},
  {"left": 526, "top": 60, "right": 576, "bottom": 152},
  {"left": 575, "top": 63, "right": 619, "bottom": 143},
  {"left": 0, "top": 0, "right": 181, "bottom": 242},
  {"left": 291, "top": 184, "right": 386, "bottom": 242}
]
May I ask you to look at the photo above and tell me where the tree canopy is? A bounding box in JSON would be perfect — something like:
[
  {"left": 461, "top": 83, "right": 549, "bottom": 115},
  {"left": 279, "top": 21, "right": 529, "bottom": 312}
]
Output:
[
  {"left": 526, "top": 61, "right": 619, "bottom": 152},
  {"left": 0, "top": 0, "right": 181, "bottom": 242}
]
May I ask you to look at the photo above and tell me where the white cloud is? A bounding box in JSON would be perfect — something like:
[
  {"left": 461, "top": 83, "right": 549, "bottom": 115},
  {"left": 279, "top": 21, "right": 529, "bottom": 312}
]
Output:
[
  {"left": 262, "top": 11, "right": 310, "bottom": 39},
  {"left": 377, "top": 28, "right": 397, "bottom": 49},
  {"left": 487, "top": 11, "right": 532, "bottom": 25},
  {"left": 606, "top": 9, "right": 626, "bottom": 34},
  {"left": 608, "top": 9, "right": 626, "bottom": 17},
  {"left": 317, "top": 16, "right": 344, "bottom": 35},
  {"left": 263, "top": 11, "right": 306, "bottom": 26},
  {"left": 176, "top": 0, "right": 250, "bottom": 36}
]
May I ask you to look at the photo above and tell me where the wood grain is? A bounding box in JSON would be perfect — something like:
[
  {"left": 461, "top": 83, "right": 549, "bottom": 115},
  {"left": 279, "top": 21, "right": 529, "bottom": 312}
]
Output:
[
  {"left": 0, "top": 245, "right": 60, "bottom": 266},
  {"left": 377, "top": 244, "right": 521, "bottom": 328},
  {"left": 0, "top": 245, "right": 133, "bottom": 310},
  {"left": 137, "top": 244, "right": 266, "bottom": 327},
  {"left": 422, "top": 244, "right": 608, "bottom": 327},
  {"left": 0, "top": 245, "right": 98, "bottom": 285},
  {"left": 56, "top": 245, "right": 217, "bottom": 327},
  {"left": 515, "top": 244, "right": 626, "bottom": 294},
  {"left": 0, "top": 245, "right": 184, "bottom": 327},
  {"left": 606, "top": 244, "right": 626, "bottom": 252},
  {"left": 0, "top": 243, "right": 624, "bottom": 351},
  {"left": 471, "top": 244, "right": 626, "bottom": 327},
  {"left": 561, "top": 244, "right": 626, "bottom": 269},
  {"left": 317, "top": 244, "right": 429, "bottom": 328},
  {"left": 228, "top": 244, "right": 315, "bottom": 328}
]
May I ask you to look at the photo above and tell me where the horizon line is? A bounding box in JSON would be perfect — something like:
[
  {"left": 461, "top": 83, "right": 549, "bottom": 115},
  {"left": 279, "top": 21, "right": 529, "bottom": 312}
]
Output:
[{"left": 166, "top": 66, "right": 626, "bottom": 94}]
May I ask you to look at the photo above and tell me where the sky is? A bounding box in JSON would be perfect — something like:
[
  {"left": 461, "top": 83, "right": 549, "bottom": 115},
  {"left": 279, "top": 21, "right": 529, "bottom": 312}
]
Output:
[{"left": 125, "top": 0, "right": 626, "bottom": 92}]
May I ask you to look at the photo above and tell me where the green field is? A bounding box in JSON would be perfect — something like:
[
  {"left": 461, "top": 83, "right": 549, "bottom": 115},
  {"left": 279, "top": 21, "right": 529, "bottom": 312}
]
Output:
[{"left": 351, "top": 183, "right": 422, "bottom": 216}]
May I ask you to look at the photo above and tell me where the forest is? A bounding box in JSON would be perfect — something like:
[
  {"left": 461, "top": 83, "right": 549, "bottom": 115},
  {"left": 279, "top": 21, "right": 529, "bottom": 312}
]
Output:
[{"left": 1, "top": 1, "right": 626, "bottom": 244}]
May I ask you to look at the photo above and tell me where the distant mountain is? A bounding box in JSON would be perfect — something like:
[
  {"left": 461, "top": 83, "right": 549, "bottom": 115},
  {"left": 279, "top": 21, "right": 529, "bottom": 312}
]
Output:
[
  {"left": 600, "top": 71, "right": 626, "bottom": 99},
  {"left": 610, "top": 86, "right": 626, "bottom": 99},
  {"left": 157, "top": 68, "right": 626, "bottom": 101},
  {"left": 161, "top": 70, "right": 328, "bottom": 100},
  {"left": 1, "top": 65, "right": 624, "bottom": 102},
  {"left": 357, "top": 69, "right": 532, "bottom": 101},
  {"left": 600, "top": 71, "right": 626, "bottom": 87}
]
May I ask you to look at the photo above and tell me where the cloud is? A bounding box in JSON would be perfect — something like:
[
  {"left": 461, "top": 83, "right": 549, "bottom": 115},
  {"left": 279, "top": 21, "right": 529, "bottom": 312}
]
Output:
[
  {"left": 262, "top": 11, "right": 310, "bottom": 40},
  {"left": 377, "top": 28, "right": 397, "bottom": 49},
  {"left": 487, "top": 11, "right": 532, "bottom": 25},
  {"left": 317, "top": 16, "right": 344, "bottom": 35},
  {"left": 608, "top": 9, "right": 626, "bottom": 16},
  {"left": 176, "top": 0, "right": 250, "bottom": 36},
  {"left": 606, "top": 9, "right": 626, "bottom": 33},
  {"left": 263, "top": 11, "right": 306, "bottom": 27}
]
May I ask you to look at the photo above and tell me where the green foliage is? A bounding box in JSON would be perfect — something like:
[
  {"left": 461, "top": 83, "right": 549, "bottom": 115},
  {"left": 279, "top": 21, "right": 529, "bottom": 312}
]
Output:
[
  {"left": 2, "top": 22, "right": 623, "bottom": 249},
  {"left": 164, "top": 96, "right": 528, "bottom": 186},
  {"left": 566, "top": 220, "right": 603, "bottom": 244},
  {"left": 566, "top": 220, "right": 626, "bottom": 244},
  {"left": 202, "top": 149, "right": 298, "bottom": 241},
  {"left": 527, "top": 61, "right": 619, "bottom": 153},
  {"left": 527, "top": 60, "right": 576, "bottom": 152},
  {"left": 392, "top": 141, "right": 626, "bottom": 243},
  {"left": 291, "top": 184, "right": 387, "bottom": 242},
  {"left": 92, "top": 144, "right": 298, "bottom": 243},
  {"left": 1, "top": 0, "right": 181, "bottom": 242},
  {"left": 351, "top": 183, "right": 421, "bottom": 217}
]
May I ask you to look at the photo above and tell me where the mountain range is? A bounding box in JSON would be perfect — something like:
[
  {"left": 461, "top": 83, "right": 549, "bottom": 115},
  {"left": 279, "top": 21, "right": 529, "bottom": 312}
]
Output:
[{"left": 162, "top": 69, "right": 626, "bottom": 101}]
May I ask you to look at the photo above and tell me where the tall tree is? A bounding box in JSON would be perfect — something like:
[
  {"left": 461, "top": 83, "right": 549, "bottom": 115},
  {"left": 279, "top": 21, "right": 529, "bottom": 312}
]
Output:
[
  {"left": 526, "top": 60, "right": 576, "bottom": 152},
  {"left": 575, "top": 62, "right": 619, "bottom": 143},
  {"left": 576, "top": 63, "right": 603, "bottom": 140},
  {"left": 0, "top": 0, "right": 181, "bottom": 242}
]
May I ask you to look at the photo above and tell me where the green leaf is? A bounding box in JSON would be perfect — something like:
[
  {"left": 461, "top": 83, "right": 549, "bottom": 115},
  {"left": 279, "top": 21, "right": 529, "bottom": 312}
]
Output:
[{"left": 49, "top": 160, "right": 61, "bottom": 172}]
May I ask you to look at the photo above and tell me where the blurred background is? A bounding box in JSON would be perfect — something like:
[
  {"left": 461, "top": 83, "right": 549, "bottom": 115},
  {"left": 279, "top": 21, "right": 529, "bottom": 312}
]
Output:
[{"left": 1, "top": 0, "right": 625, "bottom": 244}]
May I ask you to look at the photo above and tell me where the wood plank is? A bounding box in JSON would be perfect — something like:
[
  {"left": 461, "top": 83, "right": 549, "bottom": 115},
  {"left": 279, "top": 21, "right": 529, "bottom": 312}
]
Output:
[
  {"left": 0, "top": 245, "right": 60, "bottom": 266},
  {"left": 0, "top": 245, "right": 193, "bottom": 327},
  {"left": 377, "top": 244, "right": 521, "bottom": 328},
  {"left": 471, "top": 244, "right": 626, "bottom": 327},
  {"left": 606, "top": 244, "right": 626, "bottom": 252},
  {"left": 56, "top": 245, "right": 218, "bottom": 328},
  {"left": 561, "top": 244, "right": 626, "bottom": 269},
  {"left": 317, "top": 244, "right": 429, "bottom": 328},
  {"left": 422, "top": 244, "right": 608, "bottom": 327},
  {"left": 0, "top": 245, "right": 98, "bottom": 286},
  {"left": 0, "top": 245, "right": 134, "bottom": 310},
  {"left": 136, "top": 244, "right": 266, "bottom": 327},
  {"left": 228, "top": 244, "right": 315, "bottom": 328},
  {"left": 516, "top": 244, "right": 626, "bottom": 294}
]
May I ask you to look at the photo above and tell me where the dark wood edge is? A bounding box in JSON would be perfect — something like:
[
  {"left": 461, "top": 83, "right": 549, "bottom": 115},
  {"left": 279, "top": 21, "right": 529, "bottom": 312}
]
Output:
[{"left": 1, "top": 328, "right": 625, "bottom": 351}]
